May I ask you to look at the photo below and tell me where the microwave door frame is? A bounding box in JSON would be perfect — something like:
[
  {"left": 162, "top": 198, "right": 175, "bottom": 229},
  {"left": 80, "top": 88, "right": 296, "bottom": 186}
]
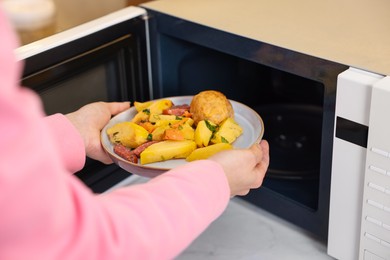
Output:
[
  {"left": 16, "top": 7, "right": 152, "bottom": 192},
  {"left": 17, "top": 6, "right": 151, "bottom": 102}
]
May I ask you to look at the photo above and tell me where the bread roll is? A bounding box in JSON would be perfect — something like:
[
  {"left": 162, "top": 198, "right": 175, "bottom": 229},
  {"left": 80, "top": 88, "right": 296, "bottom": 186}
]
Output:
[{"left": 190, "top": 90, "right": 234, "bottom": 125}]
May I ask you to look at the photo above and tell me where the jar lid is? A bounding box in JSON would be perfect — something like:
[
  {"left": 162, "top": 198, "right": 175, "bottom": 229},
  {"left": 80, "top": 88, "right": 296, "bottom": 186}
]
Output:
[{"left": 2, "top": 0, "right": 56, "bottom": 31}]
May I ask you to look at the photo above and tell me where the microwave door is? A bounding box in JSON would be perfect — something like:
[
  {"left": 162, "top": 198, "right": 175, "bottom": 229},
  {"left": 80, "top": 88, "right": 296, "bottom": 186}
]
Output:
[
  {"left": 16, "top": 6, "right": 151, "bottom": 115},
  {"left": 15, "top": 6, "right": 151, "bottom": 193}
]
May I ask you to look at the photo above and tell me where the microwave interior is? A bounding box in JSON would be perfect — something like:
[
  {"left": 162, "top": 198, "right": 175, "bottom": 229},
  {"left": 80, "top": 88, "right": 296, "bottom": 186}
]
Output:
[
  {"left": 154, "top": 35, "right": 327, "bottom": 234},
  {"left": 20, "top": 9, "right": 348, "bottom": 240},
  {"left": 148, "top": 11, "right": 346, "bottom": 239},
  {"left": 156, "top": 36, "right": 324, "bottom": 203}
]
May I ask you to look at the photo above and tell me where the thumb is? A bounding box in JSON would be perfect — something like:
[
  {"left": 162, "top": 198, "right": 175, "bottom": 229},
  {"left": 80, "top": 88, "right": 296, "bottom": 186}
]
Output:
[{"left": 107, "top": 102, "right": 131, "bottom": 116}]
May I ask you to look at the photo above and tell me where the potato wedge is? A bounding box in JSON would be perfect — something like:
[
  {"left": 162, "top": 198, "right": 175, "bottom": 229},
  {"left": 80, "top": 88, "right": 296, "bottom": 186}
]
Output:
[
  {"left": 154, "top": 119, "right": 182, "bottom": 127},
  {"left": 211, "top": 118, "right": 243, "bottom": 144},
  {"left": 184, "top": 117, "right": 194, "bottom": 126},
  {"left": 186, "top": 143, "right": 232, "bottom": 162},
  {"left": 132, "top": 99, "right": 173, "bottom": 124},
  {"left": 151, "top": 125, "right": 170, "bottom": 141},
  {"left": 134, "top": 100, "right": 154, "bottom": 112},
  {"left": 179, "top": 123, "right": 195, "bottom": 141},
  {"left": 140, "top": 140, "right": 196, "bottom": 165},
  {"left": 194, "top": 120, "right": 216, "bottom": 147},
  {"left": 107, "top": 122, "right": 149, "bottom": 148},
  {"left": 149, "top": 114, "right": 178, "bottom": 123},
  {"left": 131, "top": 110, "right": 150, "bottom": 124},
  {"left": 148, "top": 99, "right": 173, "bottom": 114}
]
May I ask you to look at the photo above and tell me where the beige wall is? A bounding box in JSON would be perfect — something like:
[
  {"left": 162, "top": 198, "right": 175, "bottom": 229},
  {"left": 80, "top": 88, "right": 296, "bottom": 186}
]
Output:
[
  {"left": 10, "top": 0, "right": 154, "bottom": 45},
  {"left": 53, "top": 0, "right": 127, "bottom": 32}
]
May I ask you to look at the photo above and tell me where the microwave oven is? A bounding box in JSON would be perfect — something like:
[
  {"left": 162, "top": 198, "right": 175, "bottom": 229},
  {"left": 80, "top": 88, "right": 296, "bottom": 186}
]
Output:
[{"left": 15, "top": 6, "right": 390, "bottom": 260}]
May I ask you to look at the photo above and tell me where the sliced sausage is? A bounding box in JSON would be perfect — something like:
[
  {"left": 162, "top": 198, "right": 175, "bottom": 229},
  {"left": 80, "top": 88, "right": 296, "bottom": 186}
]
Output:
[
  {"left": 113, "top": 144, "right": 138, "bottom": 163},
  {"left": 163, "top": 104, "right": 190, "bottom": 116},
  {"left": 132, "top": 141, "right": 159, "bottom": 157}
]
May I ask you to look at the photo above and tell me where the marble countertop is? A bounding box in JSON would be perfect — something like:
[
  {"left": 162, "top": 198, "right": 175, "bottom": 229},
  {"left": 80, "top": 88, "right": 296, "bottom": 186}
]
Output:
[
  {"left": 178, "top": 198, "right": 333, "bottom": 260},
  {"left": 108, "top": 175, "right": 335, "bottom": 260}
]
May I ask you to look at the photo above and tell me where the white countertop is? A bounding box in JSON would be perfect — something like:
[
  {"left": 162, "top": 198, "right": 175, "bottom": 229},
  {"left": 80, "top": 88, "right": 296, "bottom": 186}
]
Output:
[
  {"left": 109, "top": 175, "right": 334, "bottom": 260},
  {"left": 178, "top": 198, "right": 333, "bottom": 260}
]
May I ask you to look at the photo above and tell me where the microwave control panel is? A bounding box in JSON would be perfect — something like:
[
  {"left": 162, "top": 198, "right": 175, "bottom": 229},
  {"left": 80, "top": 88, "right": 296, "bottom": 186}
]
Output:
[
  {"left": 328, "top": 68, "right": 384, "bottom": 260},
  {"left": 360, "top": 76, "right": 390, "bottom": 260}
]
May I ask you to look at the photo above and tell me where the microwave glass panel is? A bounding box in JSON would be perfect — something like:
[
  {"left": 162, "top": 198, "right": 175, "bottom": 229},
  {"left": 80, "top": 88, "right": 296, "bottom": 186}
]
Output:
[
  {"left": 21, "top": 36, "right": 137, "bottom": 115},
  {"left": 155, "top": 35, "right": 323, "bottom": 211},
  {"left": 20, "top": 12, "right": 149, "bottom": 193},
  {"left": 21, "top": 32, "right": 147, "bottom": 193},
  {"left": 39, "top": 65, "right": 108, "bottom": 115}
]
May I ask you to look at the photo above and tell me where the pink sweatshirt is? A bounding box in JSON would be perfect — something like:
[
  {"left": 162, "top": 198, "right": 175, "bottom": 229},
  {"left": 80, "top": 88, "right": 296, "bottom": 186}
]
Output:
[{"left": 0, "top": 7, "right": 230, "bottom": 260}]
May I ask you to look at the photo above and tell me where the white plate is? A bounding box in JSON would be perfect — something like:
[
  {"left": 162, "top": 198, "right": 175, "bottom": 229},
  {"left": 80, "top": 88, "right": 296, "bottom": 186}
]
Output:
[{"left": 101, "top": 96, "right": 264, "bottom": 178}]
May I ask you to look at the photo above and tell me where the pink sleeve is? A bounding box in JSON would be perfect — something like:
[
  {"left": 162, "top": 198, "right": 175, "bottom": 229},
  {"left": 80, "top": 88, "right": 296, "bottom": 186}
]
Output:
[
  {"left": 0, "top": 7, "right": 230, "bottom": 259},
  {"left": 0, "top": 85, "right": 230, "bottom": 259},
  {"left": 44, "top": 113, "right": 86, "bottom": 173},
  {"left": 97, "top": 160, "right": 230, "bottom": 259}
]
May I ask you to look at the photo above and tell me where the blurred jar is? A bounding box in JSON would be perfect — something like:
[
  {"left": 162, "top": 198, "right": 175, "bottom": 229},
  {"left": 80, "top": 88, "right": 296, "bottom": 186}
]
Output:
[{"left": 2, "top": 0, "right": 56, "bottom": 44}]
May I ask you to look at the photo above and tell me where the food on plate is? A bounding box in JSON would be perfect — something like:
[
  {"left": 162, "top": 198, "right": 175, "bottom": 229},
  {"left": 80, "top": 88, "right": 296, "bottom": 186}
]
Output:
[
  {"left": 194, "top": 120, "right": 217, "bottom": 148},
  {"left": 106, "top": 90, "right": 243, "bottom": 165},
  {"left": 190, "top": 90, "right": 234, "bottom": 126},
  {"left": 163, "top": 104, "right": 191, "bottom": 117},
  {"left": 114, "top": 144, "right": 138, "bottom": 163},
  {"left": 186, "top": 143, "right": 232, "bottom": 162},
  {"left": 132, "top": 99, "right": 173, "bottom": 123},
  {"left": 107, "top": 122, "right": 150, "bottom": 148},
  {"left": 134, "top": 100, "right": 154, "bottom": 111},
  {"left": 149, "top": 117, "right": 195, "bottom": 142},
  {"left": 140, "top": 140, "right": 197, "bottom": 165},
  {"left": 211, "top": 118, "right": 243, "bottom": 144}
]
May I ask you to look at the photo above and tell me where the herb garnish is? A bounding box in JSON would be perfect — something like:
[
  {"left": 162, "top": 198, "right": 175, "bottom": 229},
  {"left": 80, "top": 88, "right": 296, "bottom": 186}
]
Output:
[
  {"left": 221, "top": 136, "right": 229, "bottom": 143},
  {"left": 142, "top": 108, "right": 150, "bottom": 115},
  {"left": 205, "top": 120, "right": 217, "bottom": 132}
]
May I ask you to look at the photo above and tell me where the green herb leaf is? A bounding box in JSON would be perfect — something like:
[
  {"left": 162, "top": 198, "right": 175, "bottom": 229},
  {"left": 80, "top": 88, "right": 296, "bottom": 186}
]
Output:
[
  {"left": 205, "top": 120, "right": 217, "bottom": 132},
  {"left": 221, "top": 136, "right": 229, "bottom": 143},
  {"left": 143, "top": 108, "right": 150, "bottom": 115},
  {"left": 147, "top": 133, "right": 153, "bottom": 141}
]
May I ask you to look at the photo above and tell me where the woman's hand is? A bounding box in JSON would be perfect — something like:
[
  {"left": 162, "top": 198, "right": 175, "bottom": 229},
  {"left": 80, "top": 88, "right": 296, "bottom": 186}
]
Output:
[
  {"left": 209, "top": 140, "right": 270, "bottom": 197},
  {"left": 66, "top": 101, "right": 130, "bottom": 164}
]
